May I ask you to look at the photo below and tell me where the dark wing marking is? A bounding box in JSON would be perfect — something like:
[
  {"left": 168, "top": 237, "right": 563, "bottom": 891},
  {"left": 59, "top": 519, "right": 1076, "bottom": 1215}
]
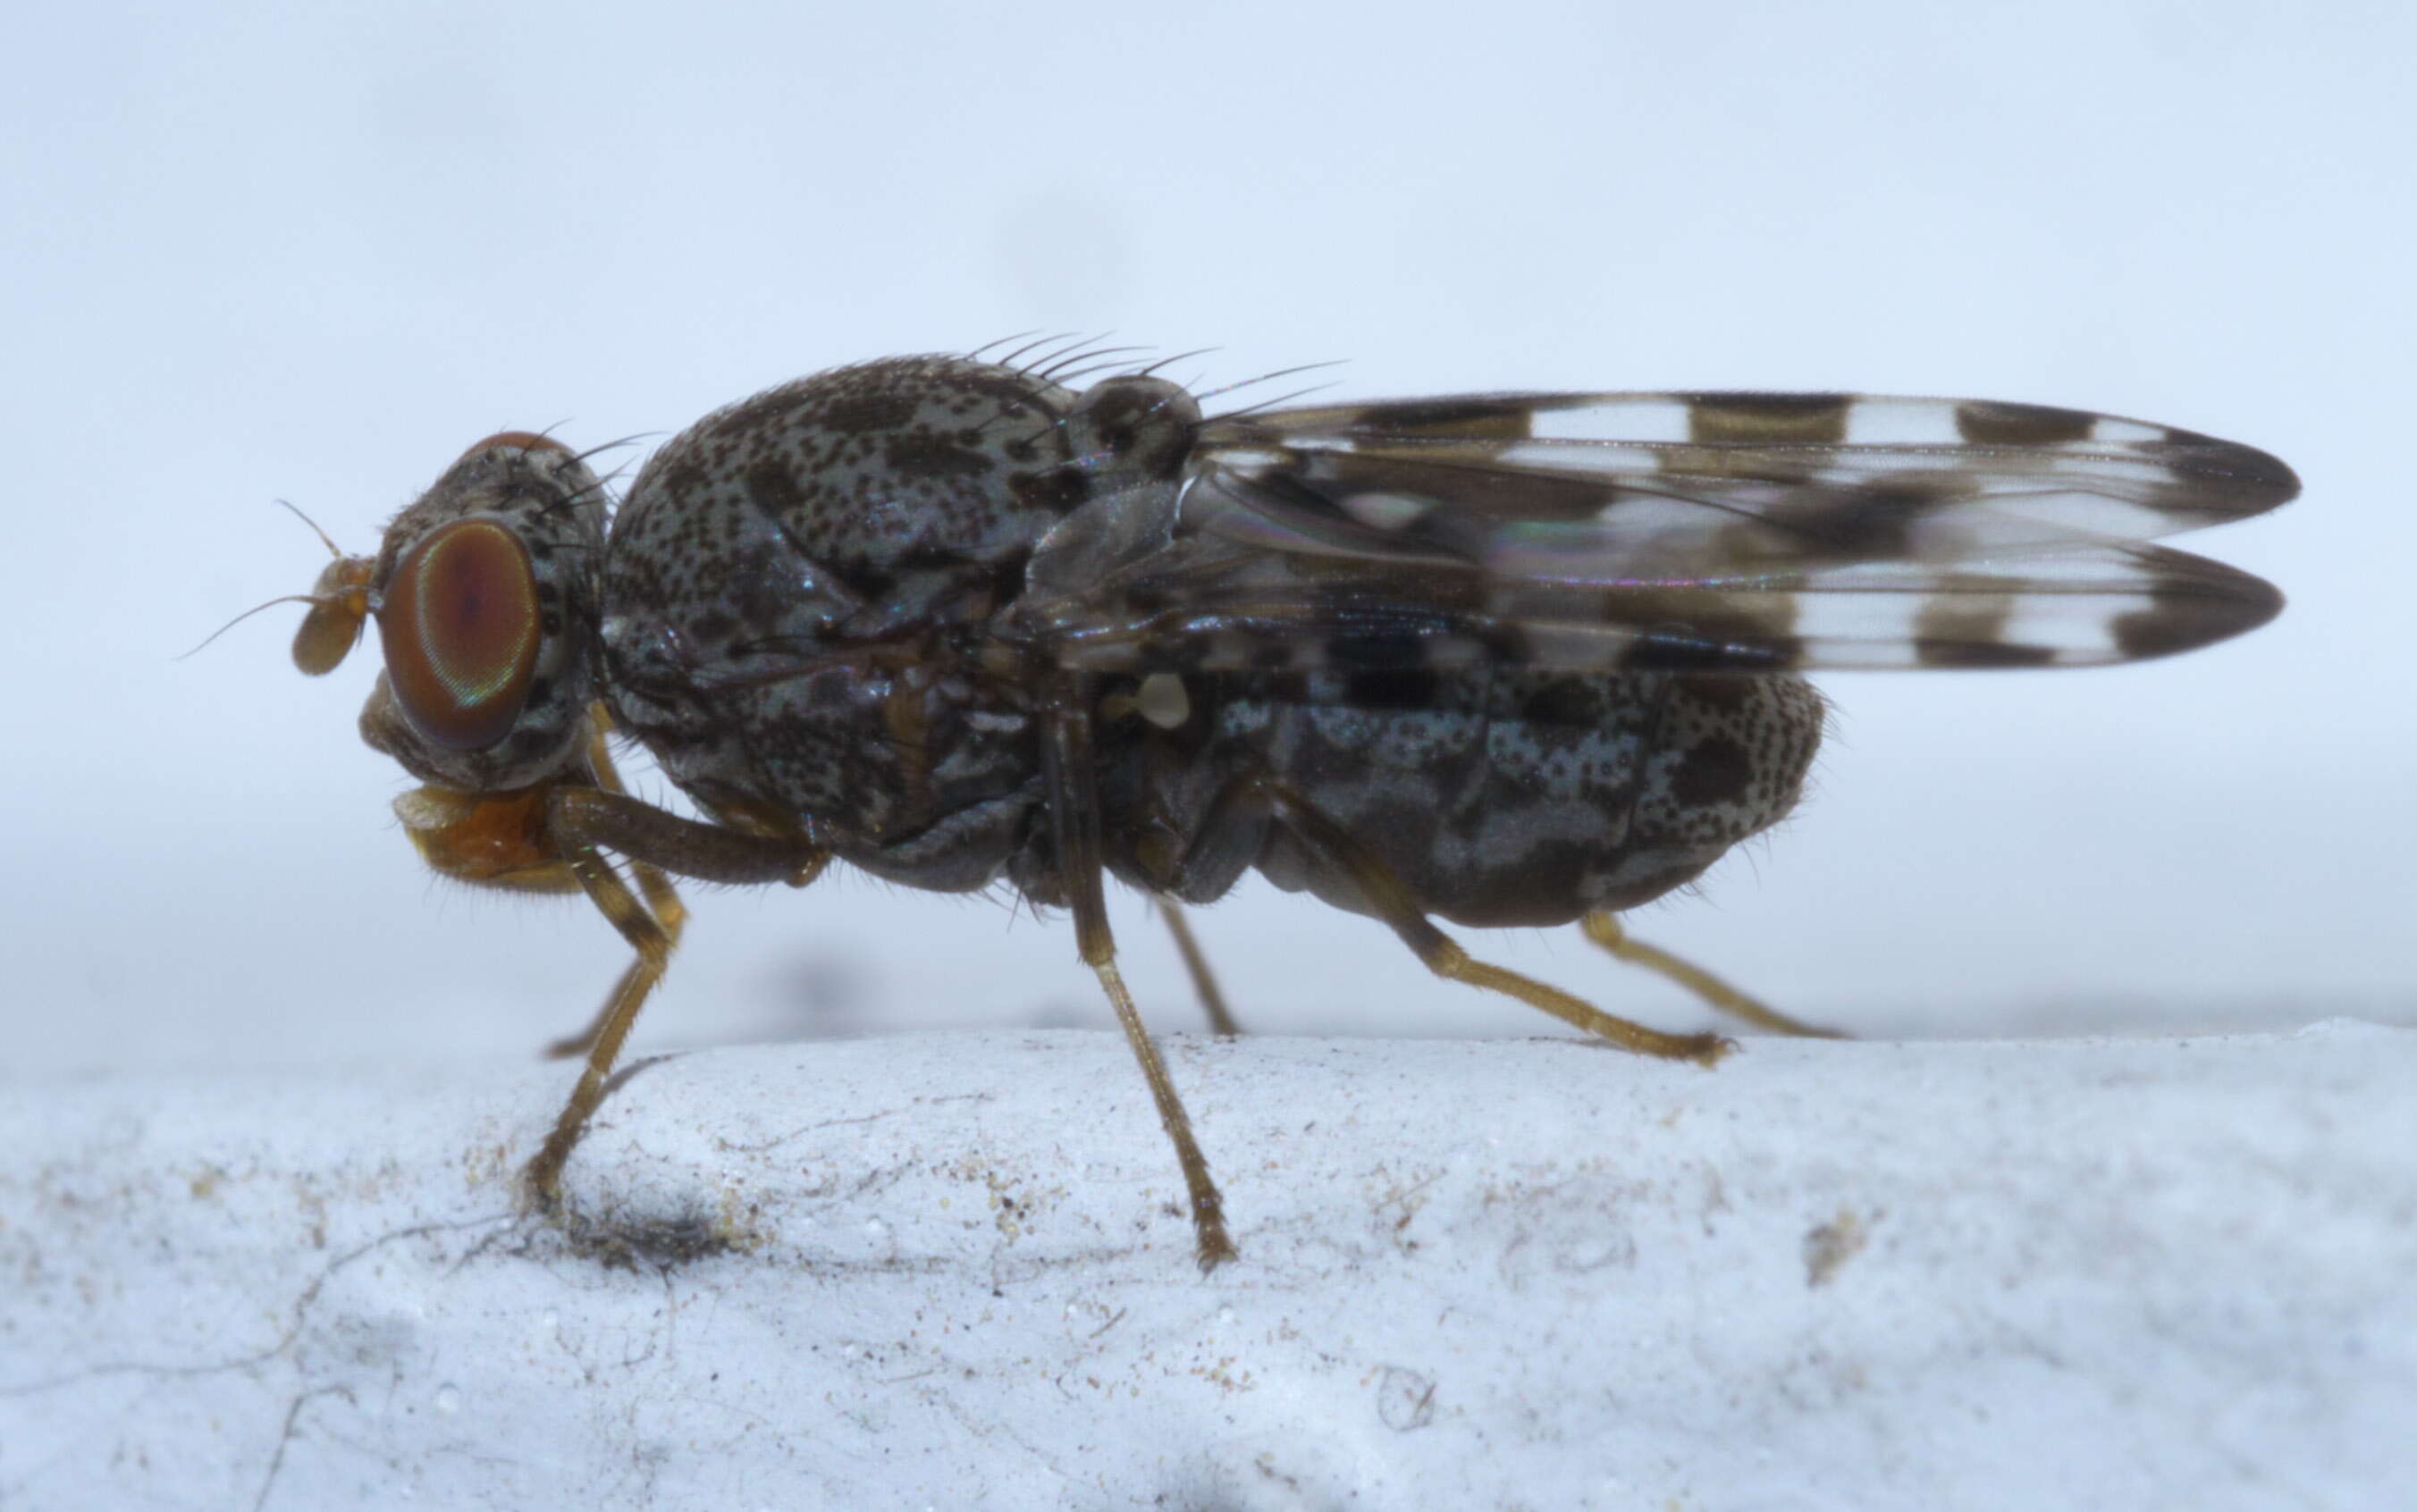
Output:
[{"left": 1014, "top": 391, "right": 2294, "bottom": 674}]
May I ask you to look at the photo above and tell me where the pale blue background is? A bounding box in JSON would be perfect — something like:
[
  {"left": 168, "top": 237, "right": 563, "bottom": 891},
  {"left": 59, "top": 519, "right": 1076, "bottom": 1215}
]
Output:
[{"left": 5, "top": 0, "right": 2409, "bottom": 1071}]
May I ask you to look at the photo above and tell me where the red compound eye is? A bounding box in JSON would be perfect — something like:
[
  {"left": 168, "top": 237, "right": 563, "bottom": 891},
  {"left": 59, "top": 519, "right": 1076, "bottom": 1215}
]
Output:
[{"left": 376, "top": 519, "right": 542, "bottom": 751}]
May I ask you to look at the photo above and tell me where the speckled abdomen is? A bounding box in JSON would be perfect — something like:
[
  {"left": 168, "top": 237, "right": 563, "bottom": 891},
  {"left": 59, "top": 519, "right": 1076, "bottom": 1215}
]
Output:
[{"left": 1106, "top": 668, "right": 1823, "bottom": 928}]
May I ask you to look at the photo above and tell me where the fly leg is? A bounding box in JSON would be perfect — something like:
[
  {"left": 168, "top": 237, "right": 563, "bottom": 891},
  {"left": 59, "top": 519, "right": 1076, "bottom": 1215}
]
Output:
[
  {"left": 1158, "top": 902, "right": 1242, "bottom": 1037},
  {"left": 518, "top": 786, "right": 827, "bottom": 1213},
  {"left": 543, "top": 714, "right": 691, "bottom": 1061},
  {"left": 1580, "top": 913, "right": 1843, "bottom": 1039},
  {"left": 1045, "top": 686, "right": 1236, "bottom": 1270},
  {"left": 1261, "top": 782, "right": 1730, "bottom": 1066}
]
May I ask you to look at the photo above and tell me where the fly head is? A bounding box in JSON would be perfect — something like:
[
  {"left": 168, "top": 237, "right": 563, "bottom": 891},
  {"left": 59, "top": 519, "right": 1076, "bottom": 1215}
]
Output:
[{"left": 293, "top": 432, "right": 611, "bottom": 794}]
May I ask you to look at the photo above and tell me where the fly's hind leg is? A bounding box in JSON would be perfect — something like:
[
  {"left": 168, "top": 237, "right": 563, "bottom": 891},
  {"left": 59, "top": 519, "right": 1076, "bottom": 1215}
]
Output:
[
  {"left": 1261, "top": 783, "right": 1729, "bottom": 1066},
  {"left": 1580, "top": 913, "right": 1843, "bottom": 1039}
]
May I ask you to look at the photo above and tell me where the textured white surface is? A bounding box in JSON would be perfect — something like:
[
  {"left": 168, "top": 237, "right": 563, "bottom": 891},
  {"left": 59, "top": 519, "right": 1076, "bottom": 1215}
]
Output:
[
  {"left": 5, "top": 8, "right": 2408, "bottom": 1506},
  {"left": 4, "top": 1022, "right": 2412, "bottom": 1510}
]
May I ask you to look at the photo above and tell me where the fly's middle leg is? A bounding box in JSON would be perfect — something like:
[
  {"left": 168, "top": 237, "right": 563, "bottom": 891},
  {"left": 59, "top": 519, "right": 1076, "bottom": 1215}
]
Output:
[
  {"left": 1047, "top": 685, "right": 1236, "bottom": 1271},
  {"left": 1158, "top": 901, "right": 1241, "bottom": 1037}
]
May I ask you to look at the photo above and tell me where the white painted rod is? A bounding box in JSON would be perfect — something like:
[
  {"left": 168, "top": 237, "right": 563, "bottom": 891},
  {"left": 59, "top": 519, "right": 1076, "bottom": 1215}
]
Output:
[{"left": 4, "top": 1023, "right": 2411, "bottom": 1510}]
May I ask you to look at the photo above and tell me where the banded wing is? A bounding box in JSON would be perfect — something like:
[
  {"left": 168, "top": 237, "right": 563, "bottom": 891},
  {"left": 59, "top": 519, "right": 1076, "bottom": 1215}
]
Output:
[{"left": 1017, "top": 391, "right": 2296, "bottom": 675}]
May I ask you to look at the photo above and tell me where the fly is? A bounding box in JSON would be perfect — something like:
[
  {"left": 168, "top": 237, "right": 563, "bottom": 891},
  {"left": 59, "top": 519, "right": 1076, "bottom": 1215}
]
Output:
[{"left": 266, "top": 343, "right": 2297, "bottom": 1269}]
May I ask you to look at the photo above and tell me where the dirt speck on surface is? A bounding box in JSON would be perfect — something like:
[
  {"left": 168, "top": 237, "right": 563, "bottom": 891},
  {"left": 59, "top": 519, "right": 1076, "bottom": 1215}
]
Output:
[{"left": 1802, "top": 1208, "right": 1873, "bottom": 1289}]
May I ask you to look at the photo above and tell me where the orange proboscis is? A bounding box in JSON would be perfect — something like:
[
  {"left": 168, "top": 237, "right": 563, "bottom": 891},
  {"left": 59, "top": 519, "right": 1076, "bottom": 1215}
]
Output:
[{"left": 392, "top": 784, "right": 582, "bottom": 893}]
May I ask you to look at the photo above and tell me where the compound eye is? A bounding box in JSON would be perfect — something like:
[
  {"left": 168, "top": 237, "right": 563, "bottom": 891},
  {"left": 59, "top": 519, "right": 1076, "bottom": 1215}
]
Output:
[{"left": 375, "top": 519, "right": 543, "bottom": 751}]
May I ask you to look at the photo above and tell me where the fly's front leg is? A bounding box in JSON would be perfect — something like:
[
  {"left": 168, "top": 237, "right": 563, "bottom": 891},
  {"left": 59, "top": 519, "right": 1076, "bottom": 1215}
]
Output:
[
  {"left": 1261, "top": 782, "right": 1731, "bottom": 1066},
  {"left": 544, "top": 712, "right": 693, "bottom": 1060},
  {"left": 521, "top": 830, "right": 676, "bottom": 1211},
  {"left": 522, "top": 786, "right": 827, "bottom": 1210},
  {"left": 1044, "top": 685, "right": 1236, "bottom": 1270},
  {"left": 1580, "top": 913, "right": 1843, "bottom": 1039},
  {"left": 394, "top": 769, "right": 827, "bottom": 1213}
]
